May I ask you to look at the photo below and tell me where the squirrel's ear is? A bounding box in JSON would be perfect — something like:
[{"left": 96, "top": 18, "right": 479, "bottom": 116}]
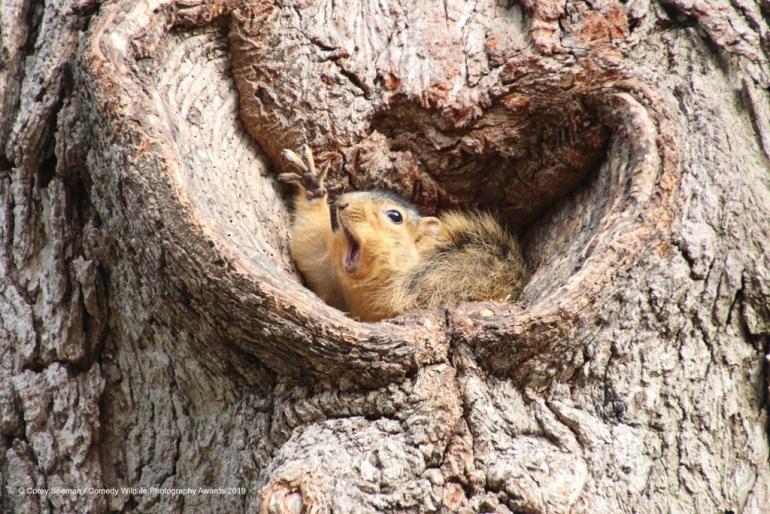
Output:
[{"left": 416, "top": 216, "right": 442, "bottom": 239}]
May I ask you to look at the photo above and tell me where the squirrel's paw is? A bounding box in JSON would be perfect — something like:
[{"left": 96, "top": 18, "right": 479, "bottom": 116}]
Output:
[{"left": 279, "top": 145, "right": 329, "bottom": 200}]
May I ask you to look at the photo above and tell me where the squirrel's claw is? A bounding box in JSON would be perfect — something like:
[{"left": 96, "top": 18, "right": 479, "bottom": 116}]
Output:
[
  {"left": 301, "top": 144, "right": 316, "bottom": 174},
  {"left": 280, "top": 146, "right": 328, "bottom": 199},
  {"left": 318, "top": 161, "right": 330, "bottom": 182},
  {"left": 278, "top": 172, "right": 302, "bottom": 185},
  {"left": 282, "top": 149, "right": 309, "bottom": 173}
]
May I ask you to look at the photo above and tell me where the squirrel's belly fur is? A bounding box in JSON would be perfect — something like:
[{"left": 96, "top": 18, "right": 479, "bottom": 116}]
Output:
[{"left": 279, "top": 146, "right": 527, "bottom": 322}]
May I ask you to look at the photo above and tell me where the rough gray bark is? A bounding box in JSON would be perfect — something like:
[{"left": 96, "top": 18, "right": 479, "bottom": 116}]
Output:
[{"left": 1, "top": 0, "right": 769, "bottom": 513}]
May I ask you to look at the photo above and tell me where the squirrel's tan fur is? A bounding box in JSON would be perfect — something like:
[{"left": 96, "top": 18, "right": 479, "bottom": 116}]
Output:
[{"left": 279, "top": 146, "right": 527, "bottom": 322}]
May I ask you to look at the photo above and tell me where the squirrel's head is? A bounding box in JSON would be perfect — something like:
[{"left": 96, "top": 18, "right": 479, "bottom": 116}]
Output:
[{"left": 332, "top": 190, "right": 442, "bottom": 282}]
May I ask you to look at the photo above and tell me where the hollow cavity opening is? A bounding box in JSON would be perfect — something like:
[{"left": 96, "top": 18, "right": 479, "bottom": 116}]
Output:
[
  {"left": 269, "top": 93, "right": 616, "bottom": 320},
  {"left": 361, "top": 95, "right": 612, "bottom": 303}
]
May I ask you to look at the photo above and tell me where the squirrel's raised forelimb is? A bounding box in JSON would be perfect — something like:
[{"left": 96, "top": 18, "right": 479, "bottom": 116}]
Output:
[{"left": 279, "top": 146, "right": 344, "bottom": 310}]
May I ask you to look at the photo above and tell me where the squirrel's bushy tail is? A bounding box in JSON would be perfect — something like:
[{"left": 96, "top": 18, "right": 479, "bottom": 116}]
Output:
[{"left": 384, "top": 210, "right": 528, "bottom": 313}]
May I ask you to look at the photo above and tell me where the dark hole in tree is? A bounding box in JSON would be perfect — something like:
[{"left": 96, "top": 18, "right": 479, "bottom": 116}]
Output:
[
  {"left": 369, "top": 97, "right": 608, "bottom": 229},
  {"left": 358, "top": 91, "right": 610, "bottom": 289}
]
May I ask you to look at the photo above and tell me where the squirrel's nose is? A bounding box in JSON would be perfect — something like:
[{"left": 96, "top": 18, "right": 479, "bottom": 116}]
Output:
[{"left": 336, "top": 199, "right": 349, "bottom": 211}]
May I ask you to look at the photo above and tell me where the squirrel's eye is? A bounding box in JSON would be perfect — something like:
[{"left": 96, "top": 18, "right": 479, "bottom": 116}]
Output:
[{"left": 386, "top": 210, "right": 403, "bottom": 224}]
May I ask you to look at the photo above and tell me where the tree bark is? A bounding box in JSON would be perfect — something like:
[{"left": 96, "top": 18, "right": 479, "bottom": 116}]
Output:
[{"left": 1, "top": 0, "right": 769, "bottom": 513}]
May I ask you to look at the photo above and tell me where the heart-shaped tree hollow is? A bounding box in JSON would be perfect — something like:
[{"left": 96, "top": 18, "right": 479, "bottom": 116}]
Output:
[
  {"left": 71, "top": 1, "right": 691, "bottom": 512},
  {"left": 228, "top": 2, "right": 680, "bottom": 386},
  {"left": 81, "top": 0, "right": 678, "bottom": 391}
]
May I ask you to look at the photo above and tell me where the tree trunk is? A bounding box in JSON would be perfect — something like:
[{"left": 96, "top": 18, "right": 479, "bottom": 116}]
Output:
[{"left": 2, "top": 0, "right": 769, "bottom": 512}]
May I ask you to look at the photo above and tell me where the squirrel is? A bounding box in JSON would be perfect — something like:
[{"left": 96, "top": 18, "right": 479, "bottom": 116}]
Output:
[{"left": 278, "top": 145, "right": 528, "bottom": 322}]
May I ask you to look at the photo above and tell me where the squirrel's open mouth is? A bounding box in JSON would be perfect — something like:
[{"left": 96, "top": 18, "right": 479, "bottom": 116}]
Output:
[{"left": 343, "top": 226, "right": 360, "bottom": 273}]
